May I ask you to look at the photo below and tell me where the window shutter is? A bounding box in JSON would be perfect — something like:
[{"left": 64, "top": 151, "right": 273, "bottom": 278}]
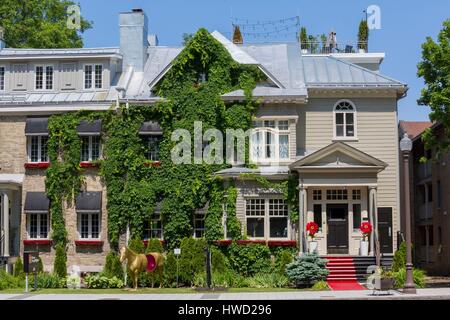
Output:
[
  {"left": 12, "top": 64, "right": 28, "bottom": 91},
  {"left": 61, "top": 63, "right": 76, "bottom": 90}
]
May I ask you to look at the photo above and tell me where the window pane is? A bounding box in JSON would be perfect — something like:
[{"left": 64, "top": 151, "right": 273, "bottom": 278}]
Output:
[
  {"left": 346, "top": 113, "right": 354, "bottom": 124},
  {"left": 81, "top": 136, "right": 90, "bottom": 161},
  {"left": 91, "top": 136, "right": 100, "bottom": 160},
  {"left": 91, "top": 213, "right": 99, "bottom": 238},
  {"left": 264, "top": 120, "right": 275, "bottom": 128},
  {"left": 95, "top": 65, "right": 102, "bottom": 89},
  {"left": 0, "top": 67, "right": 5, "bottom": 90},
  {"left": 336, "top": 125, "right": 344, "bottom": 137},
  {"left": 313, "top": 204, "right": 322, "bottom": 229},
  {"left": 246, "top": 199, "right": 265, "bottom": 216},
  {"left": 146, "top": 136, "right": 162, "bottom": 161},
  {"left": 29, "top": 214, "right": 38, "bottom": 238},
  {"left": 84, "top": 65, "right": 92, "bottom": 89},
  {"left": 278, "top": 120, "right": 289, "bottom": 130},
  {"left": 81, "top": 214, "right": 89, "bottom": 238},
  {"left": 346, "top": 125, "right": 354, "bottom": 136},
  {"left": 40, "top": 136, "right": 48, "bottom": 162},
  {"left": 45, "top": 66, "right": 53, "bottom": 90},
  {"left": 30, "top": 136, "right": 39, "bottom": 162},
  {"left": 335, "top": 113, "right": 344, "bottom": 124},
  {"left": 265, "top": 131, "right": 275, "bottom": 158},
  {"left": 353, "top": 204, "right": 361, "bottom": 230},
  {"left": 251, "top": 131, "right": 262, "bottom": 159},
  {"left": 40, "top": 214, "right": 48, "bottom": 238},
  {"left": 247, "top": 217, "right": 264, "bottom": 237},
  {"left": 268, "top": 199, "right": 288, "bottom": 216},
  {"left": 270, "top": 217, "right": 288, "bottom": 238},
  {"left": 35, "top": 66, "right": 43, "bottom": 89},
  {"left": 279, "top": 134, "right": 289, "bottom": 159}
]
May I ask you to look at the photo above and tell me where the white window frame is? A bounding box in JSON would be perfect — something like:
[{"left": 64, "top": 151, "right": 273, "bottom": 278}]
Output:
[
  {"left": 0, "top": 65, "right": 5, "bottom": 91},
  {"left": 77, "top": 212, "right": 101, "bottom": 240},
  {"left": 83, "top": 63, "right": 103, "bottom": 90},
  {"left": 80, "top": 135, "right": 101, "bottom": 162},
  {"left": 27, "top": 213, "right": 49, "bottom": 240},
  {"left": 333, "top": 99, "right": 358, "bottom": 140},
  {"left": 250, "top": 119, "right": 290, "bottom": 163},
  {"left": 27, "top": 135, "right": 49, "bottom": 163},
  {"left": 143, "top": 214, "right": 163, "bottom": 240},
  {"left": 245, "top": 197, "right": 290, "bottom": 240},
  {"left": 34, "top": 64, "right": 54, "bottom": 91}
]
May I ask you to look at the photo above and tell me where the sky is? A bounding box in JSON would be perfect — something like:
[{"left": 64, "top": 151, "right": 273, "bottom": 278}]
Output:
[{"left": 77, "top": 0, "right": 450, "bottom": 122}]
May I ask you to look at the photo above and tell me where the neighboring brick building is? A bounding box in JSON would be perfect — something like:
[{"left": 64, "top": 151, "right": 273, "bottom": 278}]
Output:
[{"left": 399, "top": 121, "right": 450, "bottom": 275}]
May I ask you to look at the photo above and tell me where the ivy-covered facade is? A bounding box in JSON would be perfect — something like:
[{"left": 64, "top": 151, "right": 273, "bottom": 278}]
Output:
[{"left": 0, "top": 9, "right": 408, "bottom": 272}]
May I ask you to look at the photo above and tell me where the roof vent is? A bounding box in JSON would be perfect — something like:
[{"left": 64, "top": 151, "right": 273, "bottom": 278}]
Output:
[{"left": 132, "top": 8, "right": 143, "bottom": 12}]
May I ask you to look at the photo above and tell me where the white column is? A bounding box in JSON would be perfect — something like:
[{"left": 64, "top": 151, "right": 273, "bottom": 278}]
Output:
[
  {"left": 298, "top": 186, "right": 307, "bottom": 255},
  {"left": 1, "top": 192, "right": 10, "bottom": 257},
  {"left": 368, "top": 186, "right": 376, "bottom": 256}
]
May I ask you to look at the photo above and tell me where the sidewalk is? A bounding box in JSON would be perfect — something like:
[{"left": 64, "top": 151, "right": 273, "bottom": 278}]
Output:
[{"left": 2, "top": 288, "right": 450, "bottom": 300}]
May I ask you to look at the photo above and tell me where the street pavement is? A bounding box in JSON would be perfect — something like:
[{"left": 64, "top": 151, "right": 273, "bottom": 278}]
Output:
[{"left": 1, "top": 288, "right": 450, "bottom": 300}]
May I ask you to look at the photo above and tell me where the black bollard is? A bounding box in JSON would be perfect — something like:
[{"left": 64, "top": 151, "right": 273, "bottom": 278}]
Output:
[{"left": 204, "top": 246, "right": 212, "bottom": 289}]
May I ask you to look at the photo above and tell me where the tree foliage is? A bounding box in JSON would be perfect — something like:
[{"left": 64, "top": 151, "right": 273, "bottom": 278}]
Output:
[
  {"left": 417, "top": 19, "right": 450, "bottom": 156},
  {"left": 0, "top": 0, "right": 91, "bottom": 48}
]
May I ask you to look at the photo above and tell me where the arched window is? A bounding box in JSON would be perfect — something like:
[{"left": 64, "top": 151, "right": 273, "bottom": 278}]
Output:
[{"left": 334, "top": 100, "right": 356, "bottom": 138}]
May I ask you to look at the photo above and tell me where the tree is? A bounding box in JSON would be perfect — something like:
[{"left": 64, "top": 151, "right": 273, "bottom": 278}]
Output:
[
  {"left": 0, "top": 0, "right": 91, "bottom": 48},
  {"left": 299, "top": 27, "right": 308, "bottom": 50},
  {"left": 358, "top": 20, "right": 369, "bottom": 51},
  {"left": 417, "top": 19, "right": 450, "bottom": 157},
  {"left": 182, "top": 33, "right": 194, "bottom": 46}
]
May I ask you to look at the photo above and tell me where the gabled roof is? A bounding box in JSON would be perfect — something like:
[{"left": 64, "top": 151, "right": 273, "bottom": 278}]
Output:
[
  {"left": 399, "top": 120, "right": 432, "bottom": 140},
  {"left": 289, "top": 141, "right": 387, "bottom": 172}
]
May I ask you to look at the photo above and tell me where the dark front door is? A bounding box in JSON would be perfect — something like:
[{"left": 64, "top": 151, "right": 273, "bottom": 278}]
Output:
[
  {"left": 327, "top": 204, "right": 349, "bottom": 254},
  {"left": 378, "top": 207, "right": 393, "bottom": 253}
]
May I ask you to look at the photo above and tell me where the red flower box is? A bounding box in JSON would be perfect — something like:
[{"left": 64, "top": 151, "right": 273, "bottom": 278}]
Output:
[
  {"left": 142, "top": 239, "right": 165, "bottom": 247},
  {"left": 75, "top": 240, "right": 103, "bottom": 246},
  {"left": 236, "top": 240, "right": 267, "bottom": 245},
  {"left": 80, "top": 162, "right": 99, "bottom": 168},
  {"left": 144, "top": 161, "right": 161, "bottom": 167},
  {"left": 215, "top": 239, "right": 297, "bottom": 246},
  {"left": 23, "top": 239, "right": 52, "bottom": 245},
  {"left": 267, "top": 240, "right": 297, "bottom": 247},
  {"left": 215, "top": 240, "right": 233, "bottom": 246},
  {"left": 24, "top": 162, "right": 50, "bottom": 169}
]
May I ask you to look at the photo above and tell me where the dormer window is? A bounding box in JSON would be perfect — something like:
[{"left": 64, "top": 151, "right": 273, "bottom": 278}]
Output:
[
  {"left": 334, "top": 100, "right": 357, "bottom": 139},
  {"left": 84, "top": 64, "right": 103, "bottom": 89},
  {"left": 35, "top": 65, "right": 53, "bottom": 90}
]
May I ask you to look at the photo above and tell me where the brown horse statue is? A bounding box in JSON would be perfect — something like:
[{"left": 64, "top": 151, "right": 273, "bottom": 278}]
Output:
[{"left": 119, "top": 246, "right": 165, "bottom": 290}]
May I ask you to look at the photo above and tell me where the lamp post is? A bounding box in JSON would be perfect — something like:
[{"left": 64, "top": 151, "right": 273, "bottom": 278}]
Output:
[{"left": 400, "top": 133, "right": 417, "bottom": 294}]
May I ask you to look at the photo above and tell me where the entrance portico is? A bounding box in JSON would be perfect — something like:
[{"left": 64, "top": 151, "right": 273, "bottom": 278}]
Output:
[{"left": 290, "top": 142, "right": 387, "bottom": 256}]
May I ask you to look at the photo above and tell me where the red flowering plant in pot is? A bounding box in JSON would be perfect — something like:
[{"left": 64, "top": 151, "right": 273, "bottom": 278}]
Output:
[
  {"left": 306, "top": 221, "right": 319, "bottom": 254},
  {"left": 359, "top": 221, "right": 372, "bottom": 256}
]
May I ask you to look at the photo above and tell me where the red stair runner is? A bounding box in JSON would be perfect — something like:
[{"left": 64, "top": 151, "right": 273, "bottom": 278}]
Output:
[{"left": 325, "top": 256, "right": 365, "bottom": 290}]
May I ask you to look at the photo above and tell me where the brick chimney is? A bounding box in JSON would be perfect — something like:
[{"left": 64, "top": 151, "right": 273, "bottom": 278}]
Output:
[{"left": 119, "top": 8, "right": 149, "bottom": 72}]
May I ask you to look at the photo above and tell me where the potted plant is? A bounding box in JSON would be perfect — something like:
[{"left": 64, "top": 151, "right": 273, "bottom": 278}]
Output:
[
  {"left": 357, "top": 20, "right": 369, "bottom": 53},
  {"left": 306, "top": 221, "right": 319, "bottom": 253},
  {"left": 359, "top": 221, "right": 372, "bottom": 256},
  {"left": 300, "top": 27, "right": 308, "bottom": 53}
]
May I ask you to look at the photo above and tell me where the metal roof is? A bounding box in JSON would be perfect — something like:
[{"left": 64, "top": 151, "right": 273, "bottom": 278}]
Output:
[{"left": 0, "top": 47, "right": 120, "bottom": 58}]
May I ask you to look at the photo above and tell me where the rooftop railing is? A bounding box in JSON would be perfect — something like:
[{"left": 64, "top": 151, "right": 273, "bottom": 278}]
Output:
[{"left": 300, "top": 41, "right": 368, "bottom": 54}]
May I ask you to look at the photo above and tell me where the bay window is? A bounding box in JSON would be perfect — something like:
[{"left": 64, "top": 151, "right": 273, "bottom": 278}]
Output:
[
  {"left": 246, "top": 198, "right": 289, "bottom": 239},
  {"left": 251, "top": 120, "right": 290, "bottom": 161}
]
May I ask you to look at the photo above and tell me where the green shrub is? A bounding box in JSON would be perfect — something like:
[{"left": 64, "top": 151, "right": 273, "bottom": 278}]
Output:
[
  {"left": 53, "top": 244, "right": 67, "bottom": 278},
  {"left": 392, "top": 241, "right": 408, "bottom": 272},
  {"left": 37, "top": 273, "right": 63, "bottom": 288},
  {"left": 163, "top": 252, "right": 178, "bottom": 288},
  {"left": 38, "top": 257, "right": 44, "bottom": 273},
  {"left": 228, "top": 243, "right": 271, "bottom": 276},
  {"left": 311, "top": 280, "right": 329, "bottom": 290},
  {"left": 145, "top": 238, "right": 164, "bottom": 253},
  {"left": 128, "top": 237, "right": 145, "bottom": 253},
  {"left": 179, "top": 237, "right": 207, "bottom": 285},
  {"left": 285, "top": 253, "right": 329, "bottom": 287},
  {"left": 393, "top": 268, "right": 426, "bottom": 289},
  {"left": 13, "top": 257, "right": 24, "bottom": 278},
  {"left": 85, "top": 275, "right": 124, "bottom": 289},
  {"left": 194, "top": 270, "right": 247, "bottom": 288},
  {"left": 0, "top": 270, "right": 21, "bottom": 290},
  {"left": 245, "top": 273, "right": 289, "bottom": 288},
  {"left": 102, "top": 252, "right": 124, "bottom": 280},
  {"left": 211, "top": 246, "right": 228, "bottom": 273},
  {"left": 274, "top": 249, "right": 294, "bottom": 274}
]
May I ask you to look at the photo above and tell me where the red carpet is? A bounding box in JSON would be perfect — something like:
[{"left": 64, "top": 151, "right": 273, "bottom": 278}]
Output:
[
  {"left": 325, "top": 256, "right": 366, "bottom": 291},
  {"left": 327, "top": 280, "right": 365, "bottom": 290}
]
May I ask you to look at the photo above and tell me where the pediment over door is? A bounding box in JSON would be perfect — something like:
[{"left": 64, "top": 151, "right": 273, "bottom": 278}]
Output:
[{"left": 289, "top": 142, "right": 387, "bottom": 173}]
